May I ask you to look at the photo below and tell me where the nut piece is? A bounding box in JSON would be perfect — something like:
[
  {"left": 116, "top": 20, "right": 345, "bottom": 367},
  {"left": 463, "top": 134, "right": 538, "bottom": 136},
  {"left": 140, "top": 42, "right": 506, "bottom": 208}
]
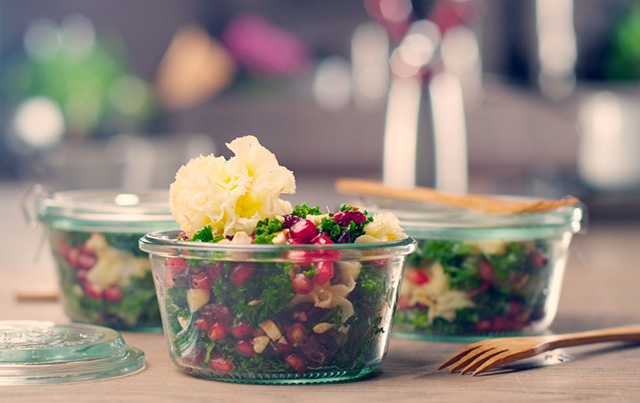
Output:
[
  {"left": 253, "top": 336, "right": 270, "bottom": 353},
  {"left": 186, "top": 289, "right": 210, "bottom": 313},
  {"left": 177, "top": 315, "right": 191, "bottom": 330},
  {"left": 248, "top": 299, "right": 262, "bottom": 306},
  {"left": 312, "top": 322, "right": 335, "bottom": 334},
  {"left": 259, "top": 319, "right": 282, "bottom": 341}
]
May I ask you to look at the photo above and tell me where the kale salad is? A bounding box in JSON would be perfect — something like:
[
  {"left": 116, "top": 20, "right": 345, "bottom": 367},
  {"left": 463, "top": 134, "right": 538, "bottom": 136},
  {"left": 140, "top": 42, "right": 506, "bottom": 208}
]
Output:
[
  {"left": 51, "top": 229, "right": 161, "bottom": 330},
  {"left": 393, "top": 238, "right": 561, "bottom": 339}
]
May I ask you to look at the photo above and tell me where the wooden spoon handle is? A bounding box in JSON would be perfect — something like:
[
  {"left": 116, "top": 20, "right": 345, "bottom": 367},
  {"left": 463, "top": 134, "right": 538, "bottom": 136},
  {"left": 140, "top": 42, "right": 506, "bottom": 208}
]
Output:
[{"left": 335, "top": 177, "right": 579, "bottom": 214}]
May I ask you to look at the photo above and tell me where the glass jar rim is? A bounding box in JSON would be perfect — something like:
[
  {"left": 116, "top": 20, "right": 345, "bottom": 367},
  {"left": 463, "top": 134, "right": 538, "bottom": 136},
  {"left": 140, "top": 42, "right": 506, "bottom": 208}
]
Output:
[
  {"left": 139, "top": 229, "right": 416, "bottom": 260},
  {"left": 35, "top": 188, "right": 176, "bottom": 226}
]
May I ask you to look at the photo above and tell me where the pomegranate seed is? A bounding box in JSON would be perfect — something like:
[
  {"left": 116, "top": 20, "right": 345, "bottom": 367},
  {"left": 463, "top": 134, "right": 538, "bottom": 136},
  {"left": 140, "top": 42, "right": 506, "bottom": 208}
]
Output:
[
  {"left": 229, "top": 263, "right": 254, "bottom": 286},
  {"left": 200, "top": 304, "right": 233, "bottom": 324},
  {"left": 205, "top": 263, "right": 224, "bottom": 282},
  {"left": 181, "top": 345, "right": 204, "bottom": 366},
  {"left": 67, "top": 248, "right": 80, "bottom": 267},
  {"left": 283, "top": 214, "right": 301, "bottom": 228},
  {"left": 491, "top": 316, "right": 506, "bottom": 332},
  {"left": 291, "top": 273, "right": 314, "bottom": 295},
  {"left": 306, "top": 351, "right": 326, "bottom": 368},
  {"left": 273, "top": 338, "right": 294, "bottom": 355},
  {"left": 84, "top": 284, "right": 102, "bottom": 299},
  {"left": 284, "top": 353, "right": 307, "bottom": 374},
  {"left": 194, "top": 317, "right": 213, "bottom": 332},
  {"left": 333, "top": 209, "right": 367, "bottom": 227},
  {"left": 235, "top": 340, "right": 256, "bottom": 357},
  {"left": 286, "top": 322, "right": 309, "bottom": 346},
  {"left": 311, "top": 234, "right": 334, "bottom": 245},
  {"left": 209, "top": 353, "right": 234, "bottom": 372},
  {"left": 177, "top": 232, "right": 189, "bottom": 241},
  {"left": 474, "top": 320, "right": 492, "bottom": 333},
  {"left": 397, "top": 296, "right": 411, "bottom": 310},
  {"left": 313, "top": 261, "right": 334, "bottom": 285},
  {"left": 478, "top": 260, "right": 495, "bottom": 282},
  {"left": 191, "top": 271, "right": 214, "bottom": 290},
  {"left": 230, "top": 321, "right": 253, "bottom": 339},
  {"left": 165, "top": 257, "right": 188, "bottom": 271},
  {"left": 103, "top": 287, "right": 122, "bottom": 301},
  {"left": 405, "top": 270, "right": 429, "bottom": 285},
  {"left": 289, "top": 219, "right": 318, "bottom": 242},
  {"left": 530, "top": 251, "right": 548, "bottom": 267},
  {"left": 76, "top": 252, "right": 97, "bottom": 271},
  {"left": 208, "top": 321, "right": 230, "bottom": 340}
]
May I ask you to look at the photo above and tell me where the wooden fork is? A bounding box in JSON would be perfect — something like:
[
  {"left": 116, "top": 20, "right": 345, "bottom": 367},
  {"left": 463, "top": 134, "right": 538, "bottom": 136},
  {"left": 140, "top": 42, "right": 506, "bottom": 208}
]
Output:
[{"left": 439, "top": 324, "right": 640, "bottom": 376}]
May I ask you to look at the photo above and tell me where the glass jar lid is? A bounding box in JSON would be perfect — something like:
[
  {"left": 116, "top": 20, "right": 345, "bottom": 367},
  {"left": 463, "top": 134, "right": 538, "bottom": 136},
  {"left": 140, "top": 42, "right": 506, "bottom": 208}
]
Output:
[
  {"left": 0, "top": 321, "right": 145, "bottom": 385},
  {"left": 358, "top": 197, "right": 584, "bottom": 240},
  {"left": 31, "top": 187, "right": 177, "bottom": 232}
]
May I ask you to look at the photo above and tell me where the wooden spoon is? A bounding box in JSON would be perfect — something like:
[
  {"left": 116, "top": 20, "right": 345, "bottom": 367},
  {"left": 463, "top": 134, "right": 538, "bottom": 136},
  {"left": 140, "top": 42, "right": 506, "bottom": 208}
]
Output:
[{"left": 335, "top": 178, "right": 579, "bottom": 214}]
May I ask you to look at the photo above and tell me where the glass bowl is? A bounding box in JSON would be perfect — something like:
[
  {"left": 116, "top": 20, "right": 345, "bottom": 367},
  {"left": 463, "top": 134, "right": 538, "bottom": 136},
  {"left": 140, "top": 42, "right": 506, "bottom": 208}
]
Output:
[
  {"left": 35, "top": 189, "right": 178, "bottom": 331},
  {"left": 360, "top": 197, "right": 584, "bottom": 342},
  {"left": 139, "top": 230, "right": 416, "bottom": 384}
]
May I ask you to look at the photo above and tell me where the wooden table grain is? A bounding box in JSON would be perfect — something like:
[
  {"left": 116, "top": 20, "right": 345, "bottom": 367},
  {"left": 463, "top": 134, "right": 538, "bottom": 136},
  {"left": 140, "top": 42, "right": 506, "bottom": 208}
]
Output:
[{"left": 2, "top": 182, "right": 640, "bottom": 402}]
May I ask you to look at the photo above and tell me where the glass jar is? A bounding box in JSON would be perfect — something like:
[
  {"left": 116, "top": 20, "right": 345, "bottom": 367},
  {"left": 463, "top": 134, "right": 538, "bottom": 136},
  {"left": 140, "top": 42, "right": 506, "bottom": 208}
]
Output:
[
  {"left": 362, "top": 198, "right": 583, "bottom": 342},
  {"left": 35, "top": 189, "right": 178, "bottom": 331},
  {"left": 139, "top": 230, "right": 416, "bottom": 384}
]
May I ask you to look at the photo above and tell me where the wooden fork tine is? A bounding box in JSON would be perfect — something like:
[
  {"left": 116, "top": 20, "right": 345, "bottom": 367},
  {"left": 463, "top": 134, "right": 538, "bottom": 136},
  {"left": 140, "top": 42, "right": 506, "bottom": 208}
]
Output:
[
  {"left": 472, "top": 349, "right": 539, "bottom": 376},
  {"left": 447, "top": 347, "right": 498, "bottom": 373},
  {"left": 437, "top": 345, "right": 482, "bottom": 370},
  {"left": 459, "top": 349, "right": 505, "bottom": 375}
]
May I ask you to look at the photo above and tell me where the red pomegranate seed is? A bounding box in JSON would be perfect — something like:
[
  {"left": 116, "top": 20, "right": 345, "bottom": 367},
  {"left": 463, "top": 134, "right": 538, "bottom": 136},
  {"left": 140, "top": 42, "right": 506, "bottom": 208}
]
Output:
[
  {"left": 285, "top": 353, "right": 307, "bottom": 374},
  {"left": 230, "top": 321, "right": 253, "bottom": 339},
  {"left": 474, "top": 320, "right": 492, "bottom": 332},
  {"left": 397, "top": 296, "right": 411, "bottom": 310},
  {"left": 165, "top": 257, "right": 188, "bottom": 271},
  {"left": 194, "top": 317, "right": 213, "bottom": 332},
  {"left": 405, "top": 270, "right": 429, "bottom": 285},
  {"left": 286, "top": 322, "right": 309, "bottom": 346},
  {"left": 205, "top": 263, "right": 224, "bottom": 282},
  {"left": 313, "top": 261, "right": 334, "bottom": 285},
  {"left": 67, "top": 248, "right": 80, "bottom": 267},
  {"left": 289, "top": 219, "right": 318, "bottom": 242},
  {"left": 283, "top": 214, "right": 301, "bottom": 228},
  {"left": 291, "top": 273, "right": 314, "bottom": 295},
  {"left": 311, "top": 234, "right": 334, "bottom": 245},
  {"left": 229, "top": 263, "right": 254, "bottom": 286},
  {"left": 478, "top": 260, "right": 495, "bottom": 282},
  {"left": 530, "top": 251, "right": 548, "bottom": 267},
  {"left": 84, "top": 284, "right": 102, "bottom": 299},
  {"left": 209, "top": 353, "right": 234, "bottom": 372},
  {"left": 76, "top": 252, "right": 97, "bottom": 271},
  {"left": 200, "top": 304, "right": 233, "bottom": 324},
  {"left": 333, "top": 209, "right": 367, "bottom": 227},
  {"left": 103, "top": 287, "right": 122, "bottom": 301},
  {"left": 273, "top": 338, "right": 294, "bottom": 355},
  {"left": 235, "top": 340, "right": 256, "bottom": 358},
  {"left": 208, "top": 321, "right": 230, "bottom": 340},
  {"left": 191, "top": 271, "right": 214, "bottom": 290},
  {"left": 181, "top": 345, "right": 204, "bottom": 366}
]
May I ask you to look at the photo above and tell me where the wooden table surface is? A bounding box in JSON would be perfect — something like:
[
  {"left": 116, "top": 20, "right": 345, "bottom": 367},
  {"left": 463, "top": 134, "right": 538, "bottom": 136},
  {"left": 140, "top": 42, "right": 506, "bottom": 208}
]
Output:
[{"left": 2, "top": 182, "right": 640, "bottom": 402}]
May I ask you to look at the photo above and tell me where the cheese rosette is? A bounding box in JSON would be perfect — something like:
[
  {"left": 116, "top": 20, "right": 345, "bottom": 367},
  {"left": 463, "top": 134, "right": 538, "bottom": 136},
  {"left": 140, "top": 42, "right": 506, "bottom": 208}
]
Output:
[{"left": 170, "top": 135, "right": 296, "bottom": 238}]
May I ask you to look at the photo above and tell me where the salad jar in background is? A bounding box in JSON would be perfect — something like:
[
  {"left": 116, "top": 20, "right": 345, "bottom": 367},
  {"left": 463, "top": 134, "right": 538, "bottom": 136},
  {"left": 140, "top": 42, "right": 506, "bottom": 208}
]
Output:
[
  {"left": 34, "top": 189, "right": 178, "bottom": 331},
  {"left": 139, "top": 230, "right": 416, "bottom": 384},
  {"left": 361, "top": 198, "right": 583, "bottom": 342}
]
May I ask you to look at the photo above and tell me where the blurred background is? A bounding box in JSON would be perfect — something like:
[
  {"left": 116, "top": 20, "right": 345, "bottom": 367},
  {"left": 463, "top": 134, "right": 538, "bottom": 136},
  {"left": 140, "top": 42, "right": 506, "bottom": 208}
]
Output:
[{"left": 2, "top": 0, "right": 640, "bottom": 218}]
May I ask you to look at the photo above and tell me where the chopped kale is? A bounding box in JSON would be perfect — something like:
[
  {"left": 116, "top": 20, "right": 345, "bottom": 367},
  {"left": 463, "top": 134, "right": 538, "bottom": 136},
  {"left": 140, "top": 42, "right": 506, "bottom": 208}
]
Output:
[
  {"left": 291, "top": 203, "right": 321, "bottom": 218},
  {"left": 254, "top": 218, "right": 284, "bottom": 244}
]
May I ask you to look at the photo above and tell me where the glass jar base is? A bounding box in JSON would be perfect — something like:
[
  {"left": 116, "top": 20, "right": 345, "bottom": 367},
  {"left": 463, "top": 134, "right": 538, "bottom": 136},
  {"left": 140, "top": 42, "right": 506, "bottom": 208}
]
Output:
[{"left": 178, "top": 364, "right": 381, "bottom": 384}]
